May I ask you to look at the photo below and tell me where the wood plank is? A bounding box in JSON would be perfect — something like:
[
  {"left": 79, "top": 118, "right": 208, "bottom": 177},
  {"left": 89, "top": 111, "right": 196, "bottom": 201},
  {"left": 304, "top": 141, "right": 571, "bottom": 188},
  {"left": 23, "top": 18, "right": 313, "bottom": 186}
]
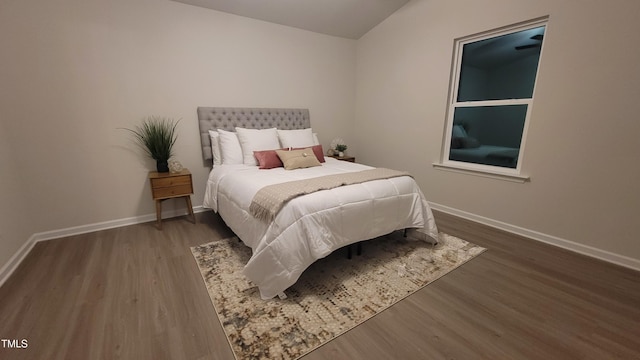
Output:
[{"left": 0, "top": 211, "right": 638, "bottom": 359}]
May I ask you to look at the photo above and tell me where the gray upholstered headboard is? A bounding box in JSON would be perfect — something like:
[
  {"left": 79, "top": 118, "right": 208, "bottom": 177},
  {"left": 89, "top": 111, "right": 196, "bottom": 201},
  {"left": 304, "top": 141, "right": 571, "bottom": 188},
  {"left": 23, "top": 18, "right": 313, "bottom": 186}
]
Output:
[{"left": 197, "top": 107, "right": 311, "bottom": 163}]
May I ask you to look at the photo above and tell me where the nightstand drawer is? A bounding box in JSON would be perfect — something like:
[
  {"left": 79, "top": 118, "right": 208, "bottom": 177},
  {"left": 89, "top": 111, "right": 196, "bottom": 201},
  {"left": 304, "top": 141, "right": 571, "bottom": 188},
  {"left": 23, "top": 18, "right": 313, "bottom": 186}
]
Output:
[
  {"left": 150, "top": 175, "right": 191, "bottom": 188},
  {"left": 152, "top": 184, "right": 193, "bottom": 199}
]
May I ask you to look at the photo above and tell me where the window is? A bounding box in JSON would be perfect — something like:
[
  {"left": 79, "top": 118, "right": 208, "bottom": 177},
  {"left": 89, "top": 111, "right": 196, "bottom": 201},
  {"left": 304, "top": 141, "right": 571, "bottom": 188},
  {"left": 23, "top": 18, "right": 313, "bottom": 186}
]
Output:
[{"left": 437, "top": 18, "right": 547, "bottom": 181}]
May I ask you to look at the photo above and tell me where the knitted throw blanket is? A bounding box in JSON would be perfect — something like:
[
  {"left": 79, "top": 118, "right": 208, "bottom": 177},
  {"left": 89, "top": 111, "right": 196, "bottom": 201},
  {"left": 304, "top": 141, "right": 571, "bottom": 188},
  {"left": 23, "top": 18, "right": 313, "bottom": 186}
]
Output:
[{"left": 249, "top": 168, "right": 411, "bottom": 222}]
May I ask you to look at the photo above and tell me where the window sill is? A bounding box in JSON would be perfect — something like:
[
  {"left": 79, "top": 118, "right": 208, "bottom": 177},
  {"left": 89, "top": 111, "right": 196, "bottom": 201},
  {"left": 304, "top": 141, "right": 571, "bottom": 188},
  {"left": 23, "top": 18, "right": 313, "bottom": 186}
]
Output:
[{"left": 432, "top": 162, "right": 530, "bottom": 183}]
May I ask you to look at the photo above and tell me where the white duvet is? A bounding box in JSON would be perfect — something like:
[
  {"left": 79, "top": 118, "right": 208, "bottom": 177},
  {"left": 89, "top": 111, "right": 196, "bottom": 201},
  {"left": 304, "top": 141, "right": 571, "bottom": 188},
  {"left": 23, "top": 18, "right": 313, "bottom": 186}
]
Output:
[{"left": 203, "top": 157, "right": 438, "bottom": 299}]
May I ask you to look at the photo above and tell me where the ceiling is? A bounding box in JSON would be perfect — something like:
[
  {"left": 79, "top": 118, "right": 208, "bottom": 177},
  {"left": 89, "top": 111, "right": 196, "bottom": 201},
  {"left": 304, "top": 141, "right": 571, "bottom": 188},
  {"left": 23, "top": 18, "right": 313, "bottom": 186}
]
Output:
[{"left": 172, "top": 0, "right": 410, "bottom": 39}]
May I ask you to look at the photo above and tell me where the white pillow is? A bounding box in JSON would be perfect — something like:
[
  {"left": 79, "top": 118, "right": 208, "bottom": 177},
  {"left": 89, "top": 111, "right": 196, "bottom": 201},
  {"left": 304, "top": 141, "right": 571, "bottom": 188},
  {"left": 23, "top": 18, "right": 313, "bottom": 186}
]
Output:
[
  {"left": 217, "top": 129, "right": 244, "bottom": 164},
  {"left": 235, "top": 127, "right": 280, "bottom": 166},
  {"left": 208, "top": 130, "right": 222, "bottom": 166},
  {"left": 277, "top": 128, "right": 315, "bottom": 148}
]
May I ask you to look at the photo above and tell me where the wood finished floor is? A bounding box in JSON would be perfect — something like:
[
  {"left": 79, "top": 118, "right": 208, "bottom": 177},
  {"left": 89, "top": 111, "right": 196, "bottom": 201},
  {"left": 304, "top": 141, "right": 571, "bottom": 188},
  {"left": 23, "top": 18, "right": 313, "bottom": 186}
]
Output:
[{"left": 0, "top": 211, "right": 639, "bottom": 360}]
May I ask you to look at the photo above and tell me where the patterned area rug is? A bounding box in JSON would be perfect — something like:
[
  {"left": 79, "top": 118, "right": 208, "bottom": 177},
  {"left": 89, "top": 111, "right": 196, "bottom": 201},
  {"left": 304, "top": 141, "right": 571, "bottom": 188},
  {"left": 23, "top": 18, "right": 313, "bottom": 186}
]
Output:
[{"left": 191, "top": 232, "right": 485, "bottom": 360}]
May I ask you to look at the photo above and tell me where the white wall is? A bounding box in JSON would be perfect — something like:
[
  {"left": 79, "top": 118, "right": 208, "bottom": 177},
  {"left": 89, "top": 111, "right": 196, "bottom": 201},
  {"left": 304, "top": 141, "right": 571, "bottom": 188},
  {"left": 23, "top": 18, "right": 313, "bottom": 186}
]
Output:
[
  {"left": 0, "top": 0, "right": 355, "bottom": 270},
  {"left": 2, "top": 0, "right": 639, "bottom": 273},
  {"left": 355, "top": 0, "right": 640, "bottom": 261},
  {"left": 0, "top": 122, "right": 32, "bottom": 271}
]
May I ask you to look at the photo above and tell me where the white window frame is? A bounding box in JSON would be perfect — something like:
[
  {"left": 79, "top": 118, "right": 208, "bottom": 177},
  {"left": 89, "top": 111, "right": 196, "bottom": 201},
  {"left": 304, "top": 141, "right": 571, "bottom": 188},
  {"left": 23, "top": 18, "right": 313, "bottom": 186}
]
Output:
[{"left": 434, "top": 17, "right": 548, "bottom": 183}]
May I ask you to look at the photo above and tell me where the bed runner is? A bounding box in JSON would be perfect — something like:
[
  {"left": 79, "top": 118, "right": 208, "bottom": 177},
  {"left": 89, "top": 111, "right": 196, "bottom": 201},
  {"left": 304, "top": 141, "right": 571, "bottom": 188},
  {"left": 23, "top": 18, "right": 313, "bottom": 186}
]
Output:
[{"left": 249, "top": 168, "right": 411, "bottom": 222}]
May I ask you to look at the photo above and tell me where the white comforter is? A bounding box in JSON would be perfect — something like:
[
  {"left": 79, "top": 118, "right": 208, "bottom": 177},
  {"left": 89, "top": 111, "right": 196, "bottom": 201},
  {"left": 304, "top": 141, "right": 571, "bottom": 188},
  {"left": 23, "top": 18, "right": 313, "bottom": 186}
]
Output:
[{"left": 203, "top": 157, "right": 438, "bottom": 299}]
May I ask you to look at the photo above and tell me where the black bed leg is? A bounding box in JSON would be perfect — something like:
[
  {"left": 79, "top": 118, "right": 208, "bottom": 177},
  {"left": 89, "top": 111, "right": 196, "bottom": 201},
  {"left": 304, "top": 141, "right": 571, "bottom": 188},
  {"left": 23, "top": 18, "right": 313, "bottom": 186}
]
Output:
[
  {"left": 403, "top": 229, "right": 408, "bottom": 237},
  {"left": 347, "top": 243, "right": 363, "bottom": 259}
]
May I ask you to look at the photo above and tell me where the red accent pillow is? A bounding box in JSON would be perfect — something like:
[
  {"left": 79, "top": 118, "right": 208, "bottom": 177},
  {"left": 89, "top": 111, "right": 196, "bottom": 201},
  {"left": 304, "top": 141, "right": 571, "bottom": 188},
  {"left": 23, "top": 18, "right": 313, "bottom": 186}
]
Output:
[
  {"left": 254, "top": 145, "right": 325, "bottom": 169},
  {"left": 253, "top": 149, "right": 285, "bottom": 169},
  {"left": 293, "top": 144, "right": 325, "bottom": 163}
]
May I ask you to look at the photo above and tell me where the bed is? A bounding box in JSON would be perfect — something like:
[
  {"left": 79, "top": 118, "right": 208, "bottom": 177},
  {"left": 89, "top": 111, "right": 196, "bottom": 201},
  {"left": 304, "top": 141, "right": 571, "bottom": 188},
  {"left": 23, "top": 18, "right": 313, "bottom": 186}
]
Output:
[
  {"left": 198, "top": 107, "right": 439, "bottom": 299},
  {"left": 449, "top": 124, "right": 520, "bottom": 168},
  {"left": 449, "top": 145, "right": 519, "bottom": 168}
]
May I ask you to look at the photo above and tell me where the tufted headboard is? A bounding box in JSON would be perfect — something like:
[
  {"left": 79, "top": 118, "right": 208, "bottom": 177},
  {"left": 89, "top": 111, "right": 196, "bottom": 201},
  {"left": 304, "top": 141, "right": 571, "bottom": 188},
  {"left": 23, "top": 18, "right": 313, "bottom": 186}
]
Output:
[{"left": 197, "top": 107, "right": 311, "bottom": 163}]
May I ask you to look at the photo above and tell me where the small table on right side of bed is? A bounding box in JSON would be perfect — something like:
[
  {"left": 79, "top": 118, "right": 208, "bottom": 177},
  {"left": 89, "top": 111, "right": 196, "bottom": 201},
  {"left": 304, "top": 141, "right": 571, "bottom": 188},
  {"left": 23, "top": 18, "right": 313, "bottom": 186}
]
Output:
[{"left": 328, "top": 155, "right": 355, "bottom": 163}]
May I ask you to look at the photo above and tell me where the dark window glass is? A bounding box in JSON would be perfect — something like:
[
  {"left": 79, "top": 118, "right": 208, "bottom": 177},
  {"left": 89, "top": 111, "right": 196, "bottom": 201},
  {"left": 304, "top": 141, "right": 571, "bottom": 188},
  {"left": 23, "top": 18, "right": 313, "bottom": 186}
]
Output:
[
  {"left": 457, "top": 26, "right": 544, "bottom": 102},
  {"left": 448, "top": 105, "right": 527, "bottom": 168}
]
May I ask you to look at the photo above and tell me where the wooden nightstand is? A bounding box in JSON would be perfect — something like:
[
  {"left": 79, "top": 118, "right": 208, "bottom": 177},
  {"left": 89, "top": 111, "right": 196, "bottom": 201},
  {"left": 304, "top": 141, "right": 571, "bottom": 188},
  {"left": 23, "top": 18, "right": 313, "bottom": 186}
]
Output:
[
  {"left": 149, "top": 168, "right": 195, "bottom": 230},
  {"left": 328, "top": 155, "right": 355, "bottom": 162}
]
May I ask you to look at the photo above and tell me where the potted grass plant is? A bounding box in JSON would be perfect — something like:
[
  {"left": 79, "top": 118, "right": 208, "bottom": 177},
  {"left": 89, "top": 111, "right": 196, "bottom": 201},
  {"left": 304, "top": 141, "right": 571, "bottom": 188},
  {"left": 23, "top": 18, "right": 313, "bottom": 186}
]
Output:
[{"left": 123, "top": 116, "right": 179, "bottom": 172}]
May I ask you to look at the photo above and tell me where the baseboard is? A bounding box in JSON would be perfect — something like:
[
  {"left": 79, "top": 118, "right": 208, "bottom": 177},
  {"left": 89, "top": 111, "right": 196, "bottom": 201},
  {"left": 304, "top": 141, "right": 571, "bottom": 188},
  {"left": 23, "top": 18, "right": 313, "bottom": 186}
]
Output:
[
  {"left": 5, "top": 203, "right": 637, "bottom": 287},
  {"left": 32, "top": 205, "right": 207, "bottom": 242},
  {"left": 0, "top": 234, "right": 37, "bottom": 288},
  {"left": 429, "top": 202, "right": 640, "bottom": 271},
  {"left": 0, "top": 206, "right": 207, "bottom": 287}
]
